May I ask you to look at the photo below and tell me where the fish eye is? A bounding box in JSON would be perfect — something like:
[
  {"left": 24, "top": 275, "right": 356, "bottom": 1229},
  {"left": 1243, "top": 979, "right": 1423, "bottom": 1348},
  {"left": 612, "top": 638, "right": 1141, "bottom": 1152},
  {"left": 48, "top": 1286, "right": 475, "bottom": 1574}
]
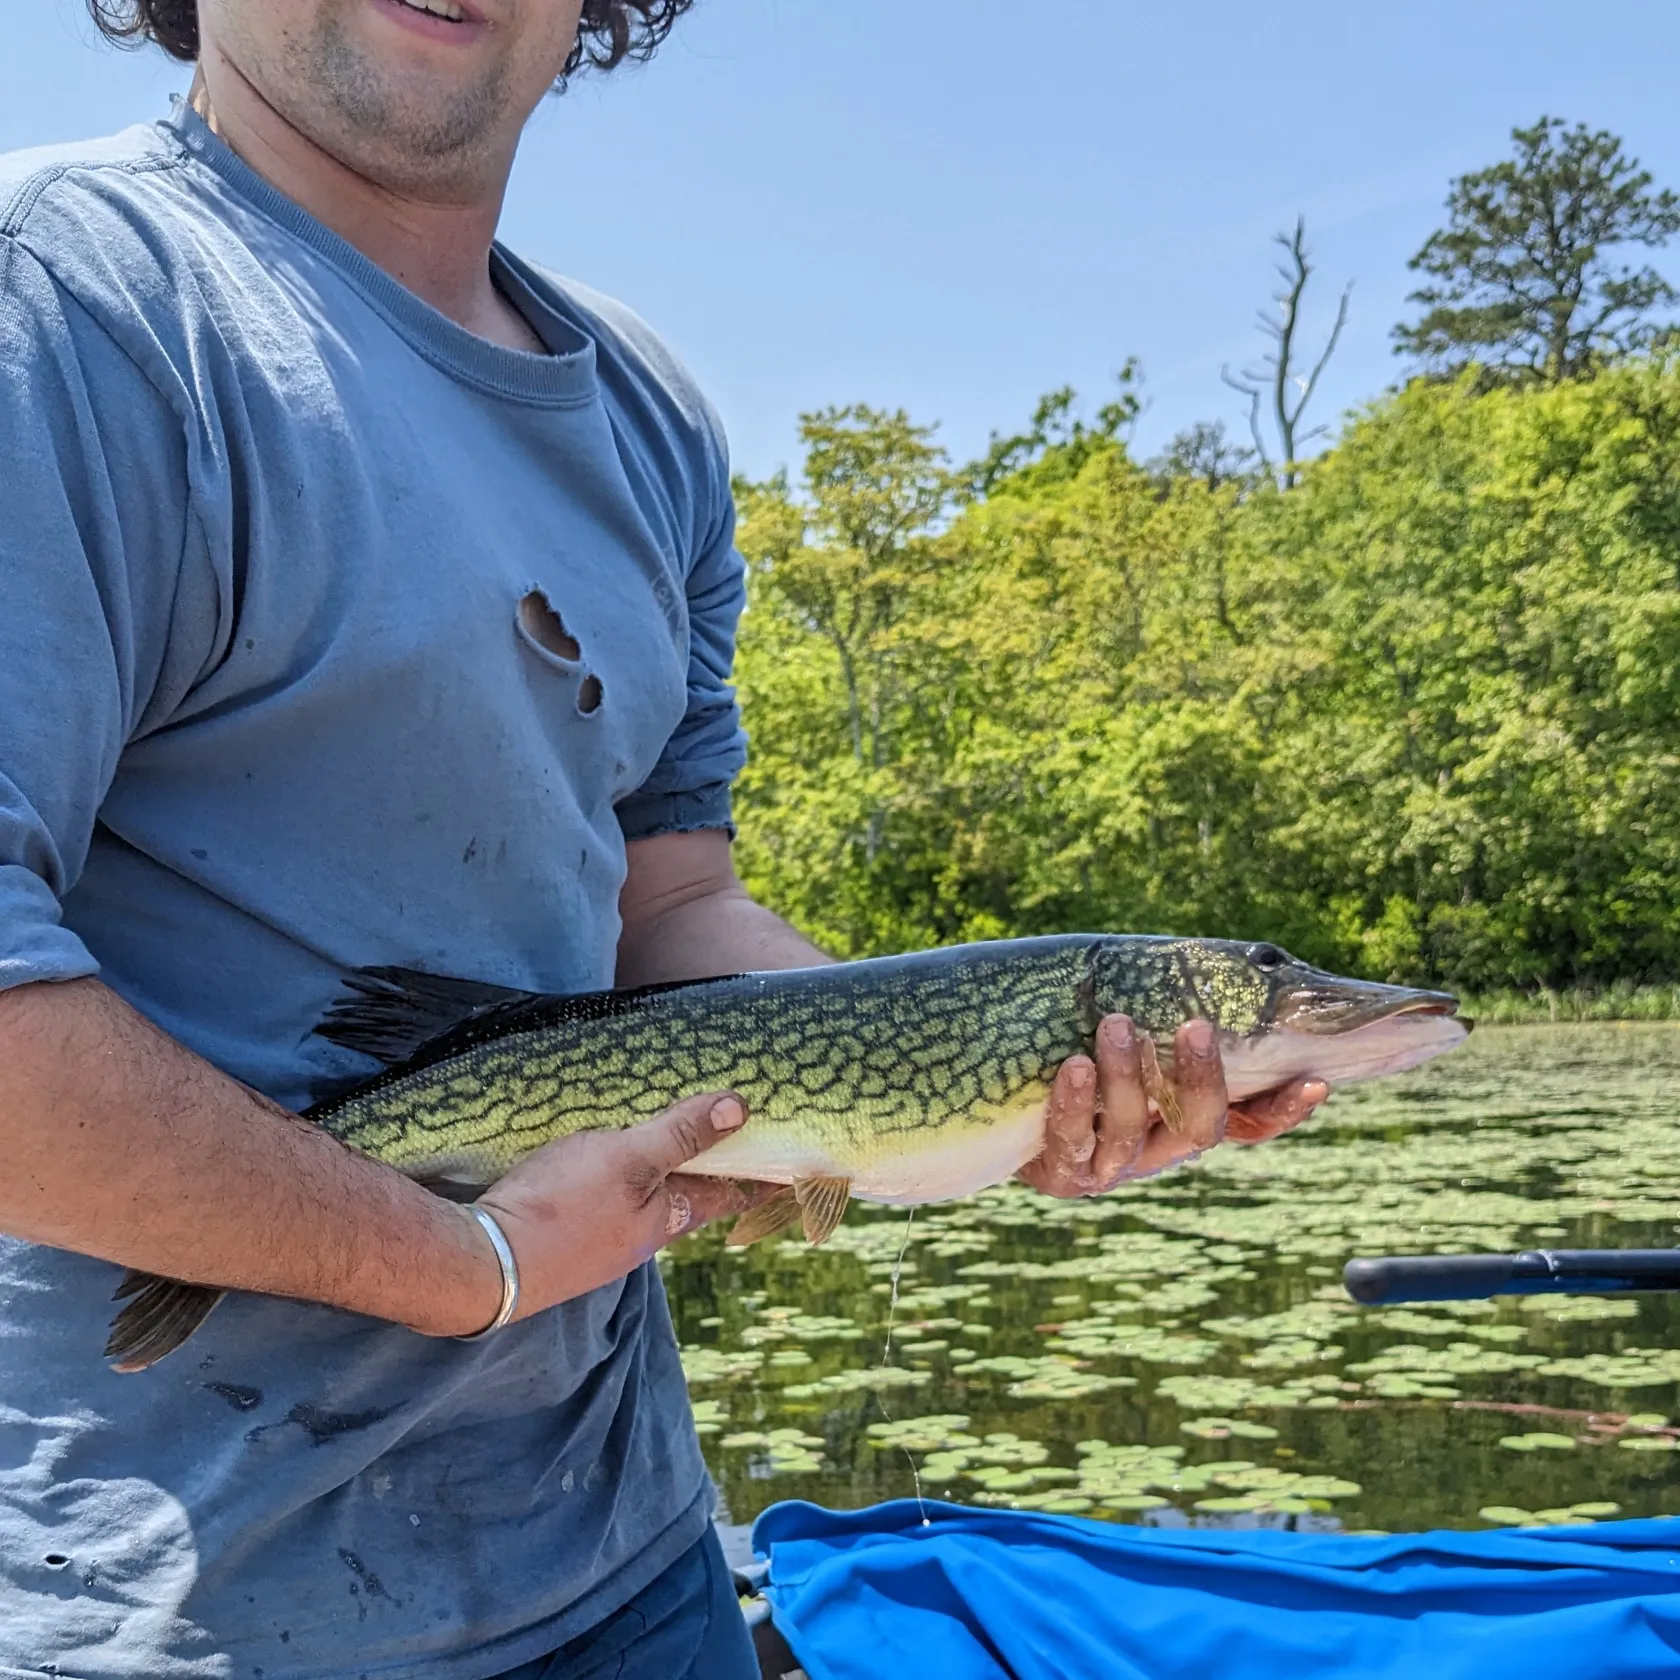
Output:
[{"left": 1248, "top": 942, "right": 1287, "bottom": 971}]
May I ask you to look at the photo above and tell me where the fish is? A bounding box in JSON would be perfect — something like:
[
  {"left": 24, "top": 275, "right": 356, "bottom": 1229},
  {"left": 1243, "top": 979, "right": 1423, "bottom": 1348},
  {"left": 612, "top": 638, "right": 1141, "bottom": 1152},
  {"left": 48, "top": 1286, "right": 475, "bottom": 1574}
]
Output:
[{"left": 104, "top": 934, "right": 1469, "bottom": 1371}]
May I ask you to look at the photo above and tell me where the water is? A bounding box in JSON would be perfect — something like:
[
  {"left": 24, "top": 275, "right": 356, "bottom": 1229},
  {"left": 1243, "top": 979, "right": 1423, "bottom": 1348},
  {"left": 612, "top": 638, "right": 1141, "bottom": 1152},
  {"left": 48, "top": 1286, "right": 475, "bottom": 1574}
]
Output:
[{"left": 665, "top": 1024, "right": 1680, "bottom": 1535}]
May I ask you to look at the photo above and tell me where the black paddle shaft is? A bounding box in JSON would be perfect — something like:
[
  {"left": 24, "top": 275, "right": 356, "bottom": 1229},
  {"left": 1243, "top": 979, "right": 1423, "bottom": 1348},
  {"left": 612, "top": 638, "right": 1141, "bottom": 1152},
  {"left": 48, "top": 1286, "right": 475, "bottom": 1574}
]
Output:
[{"left": 1343, "top": 1250, "right": 1680, "bottom": 1306}]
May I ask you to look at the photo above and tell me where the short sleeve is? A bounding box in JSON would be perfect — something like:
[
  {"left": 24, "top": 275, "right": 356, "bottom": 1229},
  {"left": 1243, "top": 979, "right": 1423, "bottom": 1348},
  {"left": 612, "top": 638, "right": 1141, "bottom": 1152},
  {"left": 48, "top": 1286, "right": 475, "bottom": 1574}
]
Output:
[
  {"left": 0, "top": 238, "right": 196, "bottom": 991},
  {"left": 615, "top": 483, "right": 749, "bottom": 842}
]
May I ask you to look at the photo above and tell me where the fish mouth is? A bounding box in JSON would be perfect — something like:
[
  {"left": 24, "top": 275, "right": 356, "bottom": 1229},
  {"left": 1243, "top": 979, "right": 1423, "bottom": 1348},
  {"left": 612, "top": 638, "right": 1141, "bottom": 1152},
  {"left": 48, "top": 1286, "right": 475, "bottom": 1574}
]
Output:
[
  {"left": 1224, "top": 1007, "right": 1470, "bottom": 1100},
  {"left": 1274, "top": 978, "right": 1465, "bottom": 1036},
  {"left": 1392, "top": 996, "right": 1470, "bottom": 1026}
]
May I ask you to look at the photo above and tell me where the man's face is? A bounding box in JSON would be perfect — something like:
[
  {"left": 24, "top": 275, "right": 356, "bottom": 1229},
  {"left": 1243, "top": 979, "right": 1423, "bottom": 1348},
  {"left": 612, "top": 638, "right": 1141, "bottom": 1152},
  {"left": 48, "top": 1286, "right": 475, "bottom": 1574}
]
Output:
[{"left": 198, "top": 0, "right": 587, "bottom": 198}]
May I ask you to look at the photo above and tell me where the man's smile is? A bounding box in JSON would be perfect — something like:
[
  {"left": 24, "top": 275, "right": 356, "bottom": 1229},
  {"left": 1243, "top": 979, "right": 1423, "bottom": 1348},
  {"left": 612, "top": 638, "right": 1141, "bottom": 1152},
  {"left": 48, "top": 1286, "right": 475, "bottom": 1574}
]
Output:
[
  {"left": 371, "top": 0, "right": 488, "bottom": 40},
  {"left": 398, "top": 0, "right": 468, "bottom": 16}
]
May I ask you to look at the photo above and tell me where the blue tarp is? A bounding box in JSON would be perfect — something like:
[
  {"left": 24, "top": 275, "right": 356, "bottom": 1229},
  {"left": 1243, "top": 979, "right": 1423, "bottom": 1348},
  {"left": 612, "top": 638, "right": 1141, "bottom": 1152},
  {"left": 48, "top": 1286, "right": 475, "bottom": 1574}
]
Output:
[{"left": 755, "top": 1499, "right": 1680, "bottom": 1680}]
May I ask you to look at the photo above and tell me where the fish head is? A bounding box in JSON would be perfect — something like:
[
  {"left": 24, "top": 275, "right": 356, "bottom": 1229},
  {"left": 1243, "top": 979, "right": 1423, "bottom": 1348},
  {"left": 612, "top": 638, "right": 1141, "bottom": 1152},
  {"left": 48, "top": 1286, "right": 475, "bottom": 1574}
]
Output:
[{"left": 1086, "top": 936, "right": 1470, "bottom": 1101}]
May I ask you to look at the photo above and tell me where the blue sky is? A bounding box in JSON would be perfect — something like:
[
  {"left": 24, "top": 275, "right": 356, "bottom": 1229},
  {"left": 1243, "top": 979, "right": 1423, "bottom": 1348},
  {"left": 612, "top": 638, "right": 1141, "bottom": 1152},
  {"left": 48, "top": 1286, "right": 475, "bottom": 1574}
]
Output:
[{"left": 8, "top": 1, "right": 1679, "bottom": 480}]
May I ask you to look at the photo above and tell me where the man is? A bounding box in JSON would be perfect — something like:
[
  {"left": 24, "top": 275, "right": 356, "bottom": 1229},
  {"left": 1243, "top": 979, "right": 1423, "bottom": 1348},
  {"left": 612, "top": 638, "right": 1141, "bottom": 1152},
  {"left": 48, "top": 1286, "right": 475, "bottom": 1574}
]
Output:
[{"left": 0, "top": 2, "right": 1328, "bottom": 1674}]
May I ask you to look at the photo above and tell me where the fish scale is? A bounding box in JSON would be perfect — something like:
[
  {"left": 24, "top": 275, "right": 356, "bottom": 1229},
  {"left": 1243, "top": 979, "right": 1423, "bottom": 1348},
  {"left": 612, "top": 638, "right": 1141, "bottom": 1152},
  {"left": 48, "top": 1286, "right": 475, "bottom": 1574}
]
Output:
[
  {"left": 100, "top": 933, "right": 1469, "bottom": 1371},
  {"left": 318, "top": 940, "right": 1093, "bottom": 1186}
]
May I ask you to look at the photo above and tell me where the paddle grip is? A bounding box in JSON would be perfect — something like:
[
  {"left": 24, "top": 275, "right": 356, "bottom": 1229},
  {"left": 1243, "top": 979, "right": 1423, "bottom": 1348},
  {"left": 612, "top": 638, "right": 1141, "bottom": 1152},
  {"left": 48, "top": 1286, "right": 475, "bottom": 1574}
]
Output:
[{"left": 1343, "top": 1250, "right": 1680, "bottom": 1305}]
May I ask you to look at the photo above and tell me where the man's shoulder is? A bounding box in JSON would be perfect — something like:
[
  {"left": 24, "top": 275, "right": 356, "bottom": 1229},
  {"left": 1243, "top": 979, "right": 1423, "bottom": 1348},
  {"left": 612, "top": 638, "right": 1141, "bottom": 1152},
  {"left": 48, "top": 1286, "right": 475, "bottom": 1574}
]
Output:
[
  {"left": 512, "top": 257, "right": 729, "bottom": 468},
  {"left": 0, "top": 120, "right": 183, "bottom": 237},
  {"left": 0, "top": 117, "right": 212, "bottom": 360}
]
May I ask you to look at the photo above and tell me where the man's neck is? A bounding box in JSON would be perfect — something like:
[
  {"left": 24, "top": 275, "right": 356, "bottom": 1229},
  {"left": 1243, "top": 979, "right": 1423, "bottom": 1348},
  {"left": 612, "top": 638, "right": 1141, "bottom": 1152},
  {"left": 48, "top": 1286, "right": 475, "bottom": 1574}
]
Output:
[{"left": 188, "top": 64, "right": 545, "bottom": 354}]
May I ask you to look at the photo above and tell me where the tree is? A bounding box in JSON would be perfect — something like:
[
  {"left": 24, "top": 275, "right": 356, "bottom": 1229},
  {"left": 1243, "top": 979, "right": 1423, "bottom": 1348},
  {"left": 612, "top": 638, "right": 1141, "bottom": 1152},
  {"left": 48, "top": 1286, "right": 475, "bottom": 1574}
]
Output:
[
  {"left": 733, "top": 362, "right": 1680, "bottom": 987},
  {"left": 1394, "top": 117, "right": 1680, "bottom": 383},
  {"left": 1148, "top": 420, "right": 1253, "bottom": 491},
  {"left": 962, "top": 363, "right": 1143, "bottom": 499},
  {"left": 1222, "top": 219, "right": 1352, "bottom": 488},
  {"left": 735, "top": 406, "right": 953, "bottom": 877}
]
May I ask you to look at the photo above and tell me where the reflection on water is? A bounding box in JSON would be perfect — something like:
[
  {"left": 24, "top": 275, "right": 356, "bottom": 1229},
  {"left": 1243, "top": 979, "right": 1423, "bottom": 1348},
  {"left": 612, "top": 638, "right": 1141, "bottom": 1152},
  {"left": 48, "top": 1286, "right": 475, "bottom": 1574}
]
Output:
[{"left": 665, "top": 1025, "right": 1680, "bottom": 1534}]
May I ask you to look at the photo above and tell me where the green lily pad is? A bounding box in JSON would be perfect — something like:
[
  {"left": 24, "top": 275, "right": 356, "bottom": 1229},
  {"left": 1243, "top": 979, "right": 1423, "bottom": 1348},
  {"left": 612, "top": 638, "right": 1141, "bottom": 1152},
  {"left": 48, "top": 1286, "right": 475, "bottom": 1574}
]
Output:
[{"left": 1479, "top": 1506, "right": 1538, "bottom": 1526}]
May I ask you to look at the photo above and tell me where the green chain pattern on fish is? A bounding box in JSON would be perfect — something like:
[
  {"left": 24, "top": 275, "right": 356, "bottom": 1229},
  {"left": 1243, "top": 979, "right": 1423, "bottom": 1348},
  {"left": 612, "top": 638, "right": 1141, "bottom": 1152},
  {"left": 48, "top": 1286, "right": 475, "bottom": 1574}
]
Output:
[{"left": 316, "top": 941, "right": 1096, "bottom": 1188}]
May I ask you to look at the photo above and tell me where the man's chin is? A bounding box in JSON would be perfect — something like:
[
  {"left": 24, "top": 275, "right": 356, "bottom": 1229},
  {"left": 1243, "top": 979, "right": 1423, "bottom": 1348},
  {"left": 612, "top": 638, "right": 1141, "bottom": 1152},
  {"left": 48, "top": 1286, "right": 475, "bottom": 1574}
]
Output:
[{"left": 292, "top": 23, "right": 513, "bottom": 187}]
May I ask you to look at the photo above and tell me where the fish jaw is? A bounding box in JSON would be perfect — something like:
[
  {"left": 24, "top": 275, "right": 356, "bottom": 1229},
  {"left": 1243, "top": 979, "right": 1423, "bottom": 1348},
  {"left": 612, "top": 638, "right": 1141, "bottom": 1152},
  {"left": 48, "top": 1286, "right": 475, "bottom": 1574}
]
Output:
[
  {"left": 1222, "top": 1012, "right": 1470, "bottom": 1099},
  {"left": 685, "top": 1090, "right": 1052, "bottom": 1207}
]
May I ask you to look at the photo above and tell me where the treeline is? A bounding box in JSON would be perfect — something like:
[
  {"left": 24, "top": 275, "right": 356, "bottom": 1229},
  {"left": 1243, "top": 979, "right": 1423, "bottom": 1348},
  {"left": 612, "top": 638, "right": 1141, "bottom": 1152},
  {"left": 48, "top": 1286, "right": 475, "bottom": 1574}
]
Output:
[{"left": 729, "top": 360, "right": 1680, "bottom": 991}]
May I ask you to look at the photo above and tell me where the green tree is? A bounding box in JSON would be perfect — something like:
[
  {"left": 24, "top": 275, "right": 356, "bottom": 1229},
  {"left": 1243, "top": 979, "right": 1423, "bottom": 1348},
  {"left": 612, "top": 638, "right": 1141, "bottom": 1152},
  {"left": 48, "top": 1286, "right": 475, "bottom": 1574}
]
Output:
[
  {"left": 731, "top": 408, "right": 967, "bottom": 951},
  {"left": 732, "top": 363, "right": 1680, "bottom": 990},
  {"left": 1147, "top": 420, "right": 1253, "bottom": 491},
  {"left": 961, "top": 366, "right": 1142, "bottom": 500},
  {"left": 760, "top": 405, "right": 951, "bottom": 788},
  {"left": 1394, "top": 117, "right": 1680, "bottom": 383}
]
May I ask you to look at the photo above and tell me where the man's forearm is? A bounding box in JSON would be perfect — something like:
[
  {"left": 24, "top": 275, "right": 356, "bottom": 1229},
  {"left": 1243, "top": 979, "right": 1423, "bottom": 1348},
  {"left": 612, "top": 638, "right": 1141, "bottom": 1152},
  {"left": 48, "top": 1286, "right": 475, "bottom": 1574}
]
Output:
[
  {"left": 0, "top": 978, "right": 501, "bottom": 1337},
  {"left": 616, "top": 872, "right": 833, "bottom": 987}
]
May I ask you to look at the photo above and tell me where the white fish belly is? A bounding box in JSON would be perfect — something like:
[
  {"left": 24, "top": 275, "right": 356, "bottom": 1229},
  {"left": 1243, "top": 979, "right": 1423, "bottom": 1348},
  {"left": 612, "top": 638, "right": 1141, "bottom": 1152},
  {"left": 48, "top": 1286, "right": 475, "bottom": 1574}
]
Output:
[
  {"left": 687, "top": 1094, "right": 1050, "bottom": 1208},
  {"left": 853, "top": 1100, "right": 1049, "bottom": 1205}
]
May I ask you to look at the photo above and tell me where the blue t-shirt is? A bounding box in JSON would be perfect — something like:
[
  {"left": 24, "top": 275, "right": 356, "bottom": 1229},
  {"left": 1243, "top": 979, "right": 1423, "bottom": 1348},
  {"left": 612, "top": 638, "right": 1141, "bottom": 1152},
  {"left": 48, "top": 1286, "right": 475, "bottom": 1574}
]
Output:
[{"left": 0, "top": 102, "right": 747, "bottom": 1679}]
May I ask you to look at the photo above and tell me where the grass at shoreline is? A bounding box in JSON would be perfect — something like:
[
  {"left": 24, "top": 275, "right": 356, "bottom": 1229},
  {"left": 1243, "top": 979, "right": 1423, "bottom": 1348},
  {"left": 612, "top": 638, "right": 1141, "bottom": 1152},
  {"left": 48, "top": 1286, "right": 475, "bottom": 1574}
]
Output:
[{"left": 1455, "top": 983, "right": 1680, "bottom": 1025}]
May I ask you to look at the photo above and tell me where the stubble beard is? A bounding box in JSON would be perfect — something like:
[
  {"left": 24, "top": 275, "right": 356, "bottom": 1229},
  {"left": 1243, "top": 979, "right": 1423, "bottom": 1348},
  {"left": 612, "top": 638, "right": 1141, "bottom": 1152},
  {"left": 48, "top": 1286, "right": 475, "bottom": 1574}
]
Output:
[{"left": 281, "top": 9, "right": 516, "bottom": 198}]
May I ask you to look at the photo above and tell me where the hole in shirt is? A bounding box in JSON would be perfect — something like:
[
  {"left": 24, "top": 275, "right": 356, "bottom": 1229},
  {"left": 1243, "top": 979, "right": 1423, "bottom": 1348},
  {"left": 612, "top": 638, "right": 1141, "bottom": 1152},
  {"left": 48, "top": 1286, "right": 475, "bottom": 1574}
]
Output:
[
  {"left": 517, "top": 589, "right": 604, "bottom": 716},
  {"left": 43, "top": 1554, "right": 70, "bottom": 1569},
  {"left": 517, "top": 590, "right": 582, "bottom": 662}
]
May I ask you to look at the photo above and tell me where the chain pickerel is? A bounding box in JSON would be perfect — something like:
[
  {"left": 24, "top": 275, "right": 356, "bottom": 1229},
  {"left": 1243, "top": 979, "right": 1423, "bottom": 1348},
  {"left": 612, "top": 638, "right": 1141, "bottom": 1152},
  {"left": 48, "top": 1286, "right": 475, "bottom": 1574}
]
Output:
[{"left": 105, "top": 935, "right": 1469, "bottom": 1370}]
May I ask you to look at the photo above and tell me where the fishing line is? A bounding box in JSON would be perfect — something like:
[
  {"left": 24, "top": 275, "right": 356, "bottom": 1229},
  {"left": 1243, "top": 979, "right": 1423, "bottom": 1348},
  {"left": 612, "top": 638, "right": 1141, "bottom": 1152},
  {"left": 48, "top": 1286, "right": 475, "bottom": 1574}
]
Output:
[{"left": 873, "top": 1206, "right": 930, "bottom": 1528}]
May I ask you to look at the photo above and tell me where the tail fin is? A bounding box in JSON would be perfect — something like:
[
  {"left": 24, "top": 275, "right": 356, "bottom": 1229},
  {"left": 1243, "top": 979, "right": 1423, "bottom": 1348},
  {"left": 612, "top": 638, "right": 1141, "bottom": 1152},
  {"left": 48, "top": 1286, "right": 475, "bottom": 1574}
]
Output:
[{"left": 105, "top": 1271, "right": 226, "bottom": 1373}]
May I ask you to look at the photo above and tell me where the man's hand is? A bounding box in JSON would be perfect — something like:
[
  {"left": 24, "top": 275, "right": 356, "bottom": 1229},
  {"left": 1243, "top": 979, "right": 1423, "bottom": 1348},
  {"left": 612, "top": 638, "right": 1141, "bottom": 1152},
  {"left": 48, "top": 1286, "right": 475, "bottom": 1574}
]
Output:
[
  {"left": 1018, "top": 1015, "right": 1329, "bottom": 1199},
  {"left": 472, "top": 1092, "right": 773, "bottom": 1326}
]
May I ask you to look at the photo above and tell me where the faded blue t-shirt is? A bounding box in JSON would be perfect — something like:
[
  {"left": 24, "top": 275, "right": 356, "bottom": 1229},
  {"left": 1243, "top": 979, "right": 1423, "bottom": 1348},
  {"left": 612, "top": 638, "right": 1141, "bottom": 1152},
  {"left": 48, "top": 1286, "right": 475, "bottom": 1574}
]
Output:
[{"left": 0, "top": 103, "right": 747, "bottom": 1679}]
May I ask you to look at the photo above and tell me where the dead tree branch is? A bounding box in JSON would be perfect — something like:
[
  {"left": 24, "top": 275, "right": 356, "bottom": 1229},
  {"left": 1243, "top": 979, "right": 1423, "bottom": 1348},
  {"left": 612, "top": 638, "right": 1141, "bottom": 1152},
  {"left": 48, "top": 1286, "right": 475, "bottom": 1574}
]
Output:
[{"left": 1222, "top": 218, "right": 1353, "bottom": 488}]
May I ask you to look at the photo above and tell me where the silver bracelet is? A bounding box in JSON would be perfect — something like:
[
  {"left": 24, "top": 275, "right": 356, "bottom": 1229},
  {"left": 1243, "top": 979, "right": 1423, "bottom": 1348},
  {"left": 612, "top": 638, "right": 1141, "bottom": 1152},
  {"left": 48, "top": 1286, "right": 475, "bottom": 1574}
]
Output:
[{"left": 457, "top": 1206, "right": 520, "bottom": 1340}]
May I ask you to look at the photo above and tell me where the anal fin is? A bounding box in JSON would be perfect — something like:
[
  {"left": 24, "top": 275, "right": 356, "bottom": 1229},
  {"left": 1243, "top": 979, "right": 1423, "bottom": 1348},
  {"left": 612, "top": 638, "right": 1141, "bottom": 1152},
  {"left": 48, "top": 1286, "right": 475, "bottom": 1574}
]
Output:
[
  {"left": 726, "top": 1186, "right": 801, "bottom": 1248},
  {"left": 793, "top": 1175, "right": 852, "bottom": 1247},
  {"left": 1139, "top": 1037, "right": 1185, "bottom": 1132},
  {"left": 105, "top": 1271, "right": 227, "bottom": 1374}
]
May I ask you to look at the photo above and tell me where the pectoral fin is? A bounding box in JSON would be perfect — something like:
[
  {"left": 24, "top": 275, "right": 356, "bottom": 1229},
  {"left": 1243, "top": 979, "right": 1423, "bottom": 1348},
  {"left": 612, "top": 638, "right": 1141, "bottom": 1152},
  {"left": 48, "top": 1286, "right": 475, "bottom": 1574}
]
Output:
[
  {"left": 793, "top": 1175, "right": 852, "bottom": 1246},
  {"left": 1139, "top": 1037, "right": 1185, "bottom": 1132},
  {"left": 726, "top": 1186, "right": 801, "bottom": 1248}
]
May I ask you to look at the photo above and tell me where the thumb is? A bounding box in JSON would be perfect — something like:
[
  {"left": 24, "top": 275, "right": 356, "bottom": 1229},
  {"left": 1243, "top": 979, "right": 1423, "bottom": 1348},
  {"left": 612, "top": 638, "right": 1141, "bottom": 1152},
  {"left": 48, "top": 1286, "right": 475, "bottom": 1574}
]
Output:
[{"left": 625, "top": 1091, "right": 749, "bottom": 1185}]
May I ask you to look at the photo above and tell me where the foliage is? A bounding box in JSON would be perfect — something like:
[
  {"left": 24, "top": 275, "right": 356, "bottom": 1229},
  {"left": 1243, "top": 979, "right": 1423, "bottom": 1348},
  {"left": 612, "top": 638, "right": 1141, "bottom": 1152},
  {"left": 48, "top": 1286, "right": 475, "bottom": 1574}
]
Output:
[
  {"left": 1455, "top": 984, "right": 1680, "bottom": 1026},
  {"left": 733, "top": 360, "right": 1680, "bottom": 990},
  {"left": 1394, "top": 117, "right": 1680, "bottom": 383},
  {"left": 961, "top": 367, "right": 1142, "bottom": 500},
  {"left": 1147, "top": 420, "right": 1253, "bottom": 492}
]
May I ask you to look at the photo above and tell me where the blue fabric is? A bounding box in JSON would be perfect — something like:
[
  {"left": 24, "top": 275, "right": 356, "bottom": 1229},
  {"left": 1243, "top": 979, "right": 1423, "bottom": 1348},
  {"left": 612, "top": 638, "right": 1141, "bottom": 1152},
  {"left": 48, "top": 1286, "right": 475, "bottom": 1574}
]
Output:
[
  {"left": 755, "top": 1499, "right": 1680, "bottom": 1680},
  {"left": 0, "top": 101, "right": 746, "bottom": 1679},
  {"left": 491, "top": 1527, "right": 757, "bottom": 1680}
]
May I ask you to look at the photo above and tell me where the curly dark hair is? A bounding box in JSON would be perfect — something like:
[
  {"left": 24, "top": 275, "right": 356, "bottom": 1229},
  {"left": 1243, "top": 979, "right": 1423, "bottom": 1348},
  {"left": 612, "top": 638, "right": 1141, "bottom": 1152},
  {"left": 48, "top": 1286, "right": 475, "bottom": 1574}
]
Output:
[{"left": 87, "top": 0, "right": 694, "bottom": 81}]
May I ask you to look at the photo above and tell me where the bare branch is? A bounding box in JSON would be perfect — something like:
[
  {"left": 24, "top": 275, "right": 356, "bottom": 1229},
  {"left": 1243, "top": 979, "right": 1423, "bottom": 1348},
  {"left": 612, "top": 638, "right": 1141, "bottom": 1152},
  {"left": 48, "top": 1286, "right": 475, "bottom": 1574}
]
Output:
[
  {"left": 1225, "top": 218, "right": 1353, "bottom": 488},
  {"left": 1296, "top": 281, "right": 1354, "bottom": 422},
  {"left": 1221, "top": 364, "right": 1273, "bottom": 471}
]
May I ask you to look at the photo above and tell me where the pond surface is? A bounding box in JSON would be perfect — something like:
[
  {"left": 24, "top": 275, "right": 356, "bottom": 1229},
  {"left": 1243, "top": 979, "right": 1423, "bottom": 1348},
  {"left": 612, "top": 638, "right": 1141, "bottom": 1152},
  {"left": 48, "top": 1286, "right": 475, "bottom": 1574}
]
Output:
[{"left": 665, "top": 1024, "right": 1680, "bottom": 1535}]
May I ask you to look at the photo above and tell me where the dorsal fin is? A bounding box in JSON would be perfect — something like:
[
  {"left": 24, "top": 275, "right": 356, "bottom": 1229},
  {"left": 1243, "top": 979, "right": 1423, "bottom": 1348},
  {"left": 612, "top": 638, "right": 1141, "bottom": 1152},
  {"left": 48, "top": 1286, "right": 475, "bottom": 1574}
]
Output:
[
  {"left": 314, "top": 967, "right": 545, "bottom": 1067},
  {"left": 311, "top": 964, "right": 749, "bottom": 1076}
]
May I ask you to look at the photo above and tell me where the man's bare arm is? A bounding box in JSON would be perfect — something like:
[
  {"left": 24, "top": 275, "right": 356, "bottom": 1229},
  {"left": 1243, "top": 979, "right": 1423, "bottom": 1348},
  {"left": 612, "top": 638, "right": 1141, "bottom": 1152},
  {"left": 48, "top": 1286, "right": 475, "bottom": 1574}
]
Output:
[
  {"left": 0, "top": 977, "right": 509, "bottom": 1337},
  {"left": 617, "top": 829, "right": 833, "bottom": 986}
]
